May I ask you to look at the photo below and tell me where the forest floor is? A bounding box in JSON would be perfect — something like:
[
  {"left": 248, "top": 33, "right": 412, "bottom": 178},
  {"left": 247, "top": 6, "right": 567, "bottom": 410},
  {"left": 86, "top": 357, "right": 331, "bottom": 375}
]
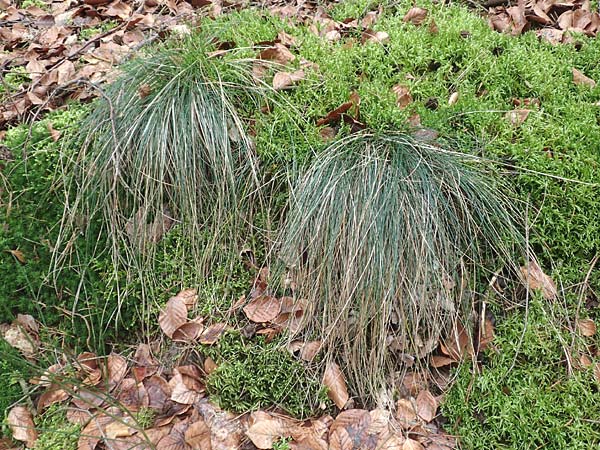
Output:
[{"left": 1, "top": 0, "right": 600, "bottom": 449}]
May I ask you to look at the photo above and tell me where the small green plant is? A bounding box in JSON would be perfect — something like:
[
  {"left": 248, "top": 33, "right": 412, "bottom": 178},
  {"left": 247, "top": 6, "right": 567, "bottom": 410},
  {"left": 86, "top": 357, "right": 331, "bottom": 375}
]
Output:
[
  {"left": 79, "top": 21, "right": 118, "bottom": 41},
  {"left": 33, "top": 404, "right": 80, "bottom": 450},
  {"left": 134, "top": 407, "right": 156, "bottom": 430},
  {"left": 0, "top": 67, "right": 30, "bottom": 98},
  {"left": 0, "top": 339, "right": 32, "bottom": 415},
  {"left": 203, "top": 332, "right": 328, "bottom": 417},
  {"left": 273, "top": 436, "right": 292, "bottom": 450}
]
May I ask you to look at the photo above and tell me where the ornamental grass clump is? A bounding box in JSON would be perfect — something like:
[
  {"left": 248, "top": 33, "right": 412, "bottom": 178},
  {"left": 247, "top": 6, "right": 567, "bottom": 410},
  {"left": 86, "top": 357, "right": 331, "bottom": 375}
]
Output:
[
  {"left": 55, "top": 36, "right": 264, "bottom": 329},
  {"left": 278, "top": 133, "right": 523, "bottom": 402}
]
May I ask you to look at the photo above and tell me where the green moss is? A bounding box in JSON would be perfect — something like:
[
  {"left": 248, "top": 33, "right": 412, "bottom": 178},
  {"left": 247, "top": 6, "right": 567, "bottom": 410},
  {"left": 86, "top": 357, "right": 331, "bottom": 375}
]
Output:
[
  {"left": 0, "top": 339, "right": 32, "bottom": 416},
  {"left": 443, "top": 297, "right": 600, "bottom": 449},
  {"left": 203, "top": 332, "right": 328, "bottom": 417},
  {"left": 33, "top": 404, "right": 80, "bottom": 450}
]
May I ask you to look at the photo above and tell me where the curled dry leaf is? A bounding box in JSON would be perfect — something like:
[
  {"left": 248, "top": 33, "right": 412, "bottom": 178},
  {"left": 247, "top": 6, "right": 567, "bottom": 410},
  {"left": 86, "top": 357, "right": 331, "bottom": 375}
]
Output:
[
  {"left": 158, "top": 295, "right": 188, "bottom": 339},
  {"left": 416, "top": 390, "right": 437, "bottom": 423},
  {"left": 246, "top": 411, "right": 296, "bottom": 449},
  {"left": 323, "top": 362, "right": 349, "bottom": 409},
  {"left": 396, "top": 398, "right": 418, "bottom": 429},
  {"left": 403, "top": 438, "right": 425, "bottom": 450},
  {"left": 440, "top": 322, "right": 473, "bottom": 361},
  {"left": 431, "top": 355, "right": 454, "bottom": 368},
  {"left": 403, "top": 7, "right": 428, "bottom": 26},
  {"left": 199, "top": 323, "right": 228, "bottom": 345},
  {"left": 37, "top": 385, "right": 69, "bottom": 410},
  {"left": 243, "top": 296, "right": 282, "bottom": 323},
  {"left": 172, "top": 320, "right": 204, "bottom": 342},
  {"left": 577, "top": 318, "right": 597, "bottom": 337},
  {"left": 520, "top": 260, "right": 557, "bottom": 300},
  {"left": 185, "top": 419, "right": 212, "bottom": 449},
  {"left": 300, "top": 340, "right": 323, "bottom": 362},
  {"left": 393, "top": 85, "right": 412, "bottom": 109},
  {"left": 3, "top": 323, "right": 37, "bottom": 358},
  {"left": 505, "top": 109, "right": 531, "bottom": 126},
  {"left": 361, "top": 29, "right": 390, "bottom": 44},
  {"left": 107, "top": 353, "right": 128, "bottom": 391},
  {"left": 7, "top": 406, "right": 37, "bottom": 448},
  {"left": 273, "top": 69, "right": 305, "bottom": 90},
  {"left": 573, "top": 68, "right": 596, "bottom": 87},
  {"left": 258, "top": 43, "right": 295, "bottom": 65},
  {"left": 9, "top": 249, "right": 26, "bottom": 263}
]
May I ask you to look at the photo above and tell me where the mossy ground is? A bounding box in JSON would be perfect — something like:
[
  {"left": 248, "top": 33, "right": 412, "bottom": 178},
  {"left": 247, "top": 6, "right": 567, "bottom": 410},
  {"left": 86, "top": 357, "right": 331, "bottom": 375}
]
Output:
[{"left": 1, "top": 0, "right": 599, "bottom": 446}]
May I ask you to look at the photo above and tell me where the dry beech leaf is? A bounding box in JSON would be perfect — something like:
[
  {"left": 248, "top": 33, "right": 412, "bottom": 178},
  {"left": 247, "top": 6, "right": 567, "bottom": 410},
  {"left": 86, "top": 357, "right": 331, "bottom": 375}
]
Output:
[
  {"left": 361, "top": 29, "right": 390, "bottom": 44},
  {"left": 577, "top": 318, "right": 597, "bottom": 337},
  {"left": 319, "top": 126, "right": 337, "bottom": 141},
  {"left": 9, "top": 249, "right": 26, "bottom": 263},
  {"left": 396, "top": 398, "right": 418, "bottom": 429},
  {"left": 393, "top": 85, "right": 412, "bottom": 108},
  {"left": 403, "top": 7, "right": 428, "bottom": 26},
  {"left": 505, "top": 109, "right": 531, "bottom": 126},
  {"left": 174, "top": 288, "right": 198, "bottom": 311},
  {"left": 37, "top": 385, "right": 69, "bottom": 410},
  {"left": 185, "top": 419, "right": 212, "bottom": 449},
  {"left": 273, "top": 69, "right": 305, "bottom": 90},
  {"left": 172, "top": 320, "right": 204, "bottom": 342},
  {"left": 7, "top": 406, "right": 37, "bottom": 448},
  {"left": 323, "top": 362, "right": 349, "bottom": 409},
  {"left": 429, "top": 19, "right": 439, "bottom": 34},
  {"left": 440, "top": 322, "right": 473, "bottom": 361},
  {"left": 416, "top": 390, "right": 437, "bottom": 422},
  {"left": 158, "top": 295, "right": 188, "bottom": 339},
  {"left": 3, "top": 323, "right": 36, "bottom": 358},
  {"left": 300, "top": 340, "right": 322, "bottom": 362},
  {"left": 431, "top": 355, "right": 454, "bottom": 368},
  {"left": 199, "top": 322, "right": 227, "bottom": 345},
  {"left": 573, "top": 68, "right": 596, "bottom": 87},
  {"left": 107, "top": 353, "right": 128, "bottom": 391},
  {"left": 246, "top": 411, "right": 294, "bottom": 449},
  {"left": 520, "top": 260, "right": 557, "bottom": 300},
  {"left": 258, "top": 43, "right": 295, "bottom": 65},
  {"left": 403, "top": 438, "right": 425, "bottom": 450},
  {"left": 204, "top": 357, "right": 217, "bottom": 375},
  {"left": 243, "top": 296, "right": 282, "bottom": 323},
  {"left": 138, "top": 83, "right": 152, "bottom": 98}
]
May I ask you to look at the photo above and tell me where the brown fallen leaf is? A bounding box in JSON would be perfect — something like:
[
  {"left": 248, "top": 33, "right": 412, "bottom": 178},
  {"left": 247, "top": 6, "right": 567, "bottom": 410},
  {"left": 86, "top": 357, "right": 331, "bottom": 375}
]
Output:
[
  {"left": 7, "top": 406, "right": 37, "bottom": 448},
  {"left": 258, "top": 43, "right": 295, "bottom": 65},
  {"left": 361, "top": 29, "right": 390, "bottom": 44},
  {"left": 403, "top": 7, "right": 428, "bottom": 26},
  {"left": 273, "top": 69, "right": 305, "bottom": 90},
  {"left": 431, "top": 355, "right": 454, "bottom": 368},
  {"left": 185, "top": 419, "right": 212, "bottom": 449},
  {"left": 246, "top": 411, "right": 296, "bottom": 449},
  {"left": 9, "top": 249, "right": 26, "bottom": 263},
  {"left": 37, "top": 385, "right": 69, "bottom": 410},
  {"left": 199, "top": 322, "right": 227, "bottom": 345},
  {"left": 416, "top": 390, "right": 437, "bottom": 423},
  {"left": 520, "top": 260, "right": 557, "bottom": 300},
  {"left": 577, "top": 318, "right": 597, "bottom": 337},
  {"left": 300, "top": 340, "right": 322, "bottom": 362},
  {"left": 3, "top": 323, "right": 36, "bottom": 358},
  {"left": 393, "top": 85, "right": 412, "bottom": 109},
  {"left": 573, "top": 68, "right": 596, "bottom": 87},
  {"left": 107, "top": 353, "right": 128, "bottom": 391},
  {"left": 323, "top": 362, "right": 349, "bottom": 409},
  {"left": 158, "top": 295, "right": 188, "bottom": 339},
  {"left": 440, "top": 321, "right": 473, "bottom": 361},
  {"left": 243, "top": 296, "right": 282, "bottom": 323},
  {"left": 396, "top": 398, "right": 418, "bottom": 429},
  {"left": 403, "top": 438, "right": 425, "bottom": 450},
  {"left": 505, "top": 109, "right": 531, "bottom": 126}
]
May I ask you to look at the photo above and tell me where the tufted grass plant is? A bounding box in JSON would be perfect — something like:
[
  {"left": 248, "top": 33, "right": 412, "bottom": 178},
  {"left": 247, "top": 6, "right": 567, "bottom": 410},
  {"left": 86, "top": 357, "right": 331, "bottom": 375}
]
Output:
[
  {"left": 277, "top": 132, "right": 524, "bottom": 402},
  {"left": 54, "top": 34, "right": 269, "bottom": 335}
]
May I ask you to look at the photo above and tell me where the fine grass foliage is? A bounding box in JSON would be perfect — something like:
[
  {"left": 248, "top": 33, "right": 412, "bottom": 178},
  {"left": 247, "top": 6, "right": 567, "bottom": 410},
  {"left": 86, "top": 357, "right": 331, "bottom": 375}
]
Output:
[
  {"left": 277, "top": 132, "right": 523, "bottom": 402},
  {"left": 55, "top": 34, "right": 268, "bottom": 334},
  {"left": 203, "top": 332, "right": 328, "bottom": 417}
]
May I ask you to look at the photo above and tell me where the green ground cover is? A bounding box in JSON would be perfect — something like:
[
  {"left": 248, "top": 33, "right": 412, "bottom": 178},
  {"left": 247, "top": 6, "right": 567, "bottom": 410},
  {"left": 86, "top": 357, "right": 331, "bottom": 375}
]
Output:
[{"left": 1, "top": 0, "right": 599, "bottom": 447}]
